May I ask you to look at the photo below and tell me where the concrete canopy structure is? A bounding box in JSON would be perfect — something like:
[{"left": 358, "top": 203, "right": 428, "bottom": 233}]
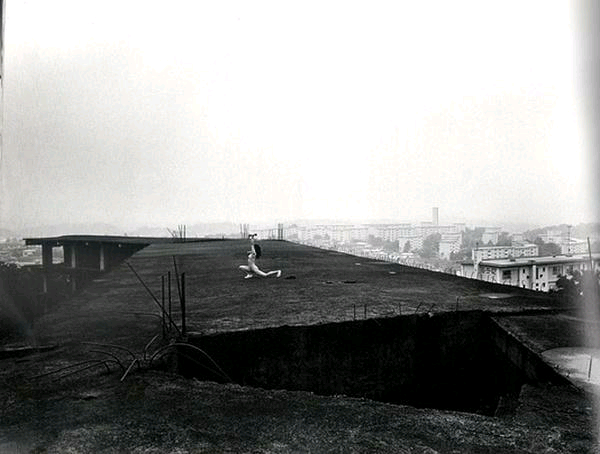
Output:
[{"left": 23, "top": 235, "right": 204, "bottom": 293}]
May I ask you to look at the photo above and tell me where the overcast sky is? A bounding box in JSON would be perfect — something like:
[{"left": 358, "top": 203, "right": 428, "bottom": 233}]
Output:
[{"left": 0, "top": 1, "right": 597, "bottom": 231}]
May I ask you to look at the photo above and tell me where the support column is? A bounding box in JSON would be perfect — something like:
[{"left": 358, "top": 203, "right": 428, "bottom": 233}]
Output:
[
  {"left": 41, "top": 244, "right": 53, "bottom": 267},
  {"left": 99, "top": 243, "right": 105, "bottom": 271},
  {"left": 70, "top": 245, "right": 77, "bottom": 268}
]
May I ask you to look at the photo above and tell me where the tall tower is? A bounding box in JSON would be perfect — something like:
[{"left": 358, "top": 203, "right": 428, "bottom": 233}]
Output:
[{"left": 432, "top": 207, "right": 439, "bottom": 226}]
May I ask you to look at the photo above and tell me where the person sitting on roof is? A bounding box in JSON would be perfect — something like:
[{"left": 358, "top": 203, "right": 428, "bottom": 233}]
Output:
[{"left": 239, "top": 234, "right": 281, "bottom": 279}]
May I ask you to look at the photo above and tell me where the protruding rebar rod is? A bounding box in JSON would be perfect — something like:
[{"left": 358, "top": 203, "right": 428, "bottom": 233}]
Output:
[
  {"left": 161, "top": 275, "right": 166, "bottom": 337},
  {"left": 181, "top": 272, "right": 186, "bottom": 336},
  {"left": 125, "top": 261, "right": 181, "bottom": 336},
  {"left": 149, "top": 343, "right": 232, "bottom": 382},
  {"left": 173, "top": 256, "right": 182, "bottom": 303},
  {"left": 88, "top": 349, "right": 125, "bottom": 371},
  {"left": 82, "top": 342, "right": 136, "bottom": 361},
  {"left": 51, "top": 361, "right": 112, "bottom": 382},
  {"left": 168, "top": 271, "right": 172, "bottom": 332},
  {"left": 110, "top": 311, "right": 162, "bottom": 321},
  {"left": 30, "top": 359, "right": 112, "bottom": 380},
  {"left": 143, "top": 334, "right": 160, "bottom": 361},
  {"left": 120, "top": 358, "right": 139, "bottom": 382},
  {"left": 177, "top": 351, "right": 229, "bottom": 382}
]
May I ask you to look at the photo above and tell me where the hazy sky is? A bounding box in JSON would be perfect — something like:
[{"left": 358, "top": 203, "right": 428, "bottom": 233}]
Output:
[{"left": 0, "top": 1, "right": 596, "bottom": 231}]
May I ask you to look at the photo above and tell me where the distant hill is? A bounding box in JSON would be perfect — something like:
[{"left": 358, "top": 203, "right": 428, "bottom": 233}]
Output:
[
  {"left": 0, "top": 228, "right": 16, "bottom": 239},
  {"left": 488, "top": 221, "right": 542, "bottom": 234},
  {"left": 523, "top": 223, "right": 600, "bottom": 242},
  {"left": 573, "top": 223, "right": 600, "bottom": 239}
]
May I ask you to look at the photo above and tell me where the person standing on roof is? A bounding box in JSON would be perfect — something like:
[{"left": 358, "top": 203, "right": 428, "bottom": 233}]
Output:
[{"left": 239, "top": 234, "right": 281, "bottom": 279}]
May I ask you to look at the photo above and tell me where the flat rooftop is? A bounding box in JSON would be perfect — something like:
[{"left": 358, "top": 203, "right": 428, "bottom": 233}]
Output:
[
  {"left": 1, "top": 239, "right": 596, "bottom": 452},
  {"left": 475, "top": 243, "right": 537, "bottom": 250},
  {"left": 29, "top": 239, "right": 564, "bottom": 346}
]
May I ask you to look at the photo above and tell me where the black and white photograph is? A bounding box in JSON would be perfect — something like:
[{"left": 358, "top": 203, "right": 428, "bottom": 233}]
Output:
[{"left": 0, "top": 1, "right": 599, "bottom": 452}]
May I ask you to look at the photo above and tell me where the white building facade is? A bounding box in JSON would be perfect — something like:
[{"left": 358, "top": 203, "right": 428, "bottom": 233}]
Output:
[
  {"left": 481, "top": 227, "right": 502, "bottom": 245},
  {"left": 472, "top": 244, "right": 539, "bottom": 263},
  {"left": 439, "top": 233, "right": 463, "bottom": 259},
  {"left": 560, "top": 239, "right": 588, "bottom": 255},
  {"left": 477, "top": 253, "right": 600, "bottom": 291}
]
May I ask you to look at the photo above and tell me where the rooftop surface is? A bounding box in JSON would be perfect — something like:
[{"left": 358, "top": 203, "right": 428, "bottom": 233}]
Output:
[
  {"left": 30, "top": 239, "right": 566, "bottom": 341},
  {"left": 1, "top": 239, "right": 597, "bottom": 452}
]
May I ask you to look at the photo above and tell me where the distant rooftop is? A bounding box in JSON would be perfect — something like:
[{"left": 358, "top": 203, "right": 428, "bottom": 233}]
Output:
[
  {"left": 475, "top": 243, "right": 537, "bottom": 250},
  {"left": 480, "top": 253, "right": 600, "bottom": 268}
]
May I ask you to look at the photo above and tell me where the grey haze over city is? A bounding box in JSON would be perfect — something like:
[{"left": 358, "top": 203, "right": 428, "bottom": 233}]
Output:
[{"left": 0, "top": 1, "right": 598, "bottom": 235}]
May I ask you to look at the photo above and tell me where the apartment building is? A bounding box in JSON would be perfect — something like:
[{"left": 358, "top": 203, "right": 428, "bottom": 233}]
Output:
[
  {"left": 560, "top": 239, "right": 588, "bottom": 255},
  {"left": 530, "top": 228, "right": 589, "bottom": 256},
  {"left": 439, "top": 233, "right": 463, "bottom": 259},
  {"left": 511, "top": 233, "right": 525, "bottom": 243},
  {"left": 481, "top": 227, "right": 502, "bottom": 245},
  {"left": 398, "top": 235, "right": 424, "bottom": 252},
  {"left": 294, "top": 225, "right": 369, "bottom": 243},
  {"left": 472, "top": 244, "right": 539, "bottom": 263},
  {"left": 292, "top": 216, "right": 464, "bottom": 253},
  {"left": 374, "top": 224, "right": 413, "bottom": 242}
]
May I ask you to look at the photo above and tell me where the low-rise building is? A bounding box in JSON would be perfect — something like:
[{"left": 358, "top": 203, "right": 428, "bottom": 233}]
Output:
[
  {"left": 459, "top": 261, "right": 476, "bottom": 278},
  {"left": 477, "top": 253, "right": 600, "bottom": 292}
]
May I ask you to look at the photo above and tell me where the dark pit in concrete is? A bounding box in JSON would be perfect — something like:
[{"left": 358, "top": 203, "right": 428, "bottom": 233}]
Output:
[{"left": 177, "top": 311, "right": 569, "bottom": 416}]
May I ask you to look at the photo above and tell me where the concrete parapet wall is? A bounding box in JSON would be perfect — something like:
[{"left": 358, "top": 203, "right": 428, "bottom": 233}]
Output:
[
  {"left": 181, "top": 311, "right": 544, "bottom": 414},
  {"left": 488, "top": 317, "right": 573, "bottom": 387}
]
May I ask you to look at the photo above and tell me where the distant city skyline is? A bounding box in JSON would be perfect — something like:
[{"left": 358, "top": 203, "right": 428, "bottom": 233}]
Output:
[{"left": 2, "top": 214, "right": 599, "bottom": 239}]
